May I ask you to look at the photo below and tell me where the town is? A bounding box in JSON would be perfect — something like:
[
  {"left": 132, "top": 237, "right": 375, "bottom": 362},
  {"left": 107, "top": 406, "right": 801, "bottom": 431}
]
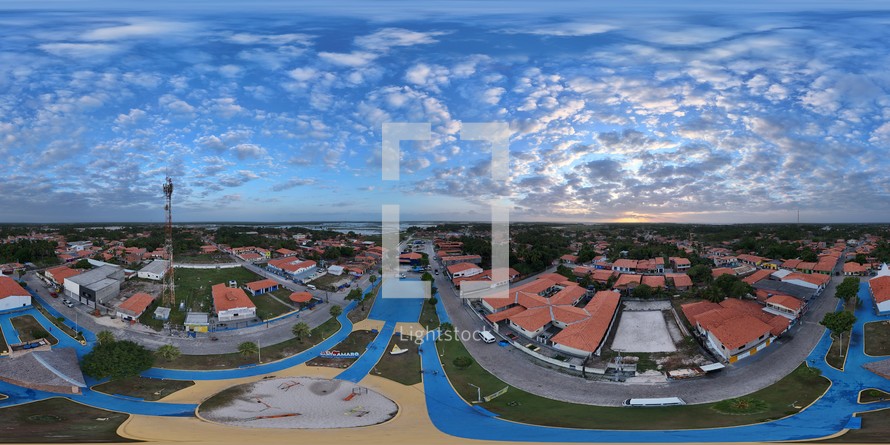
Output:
[{"left": 1, "top": 219, "right": 890, "bottom": 442}]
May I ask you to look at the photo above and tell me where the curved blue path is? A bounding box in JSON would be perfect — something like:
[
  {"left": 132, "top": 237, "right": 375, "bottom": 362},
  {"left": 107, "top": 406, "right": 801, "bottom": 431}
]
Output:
[
  {"left": 336, "top": 321, "right": 396, "bottom": 382},
  {"left": 417, "top": 282, "right": 890, "bottom": 442}
]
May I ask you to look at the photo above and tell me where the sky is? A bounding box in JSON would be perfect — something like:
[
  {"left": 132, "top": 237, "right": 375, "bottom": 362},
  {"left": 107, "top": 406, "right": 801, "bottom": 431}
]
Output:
[{"left": 1, "top": 1, "right": 889, "bottom": 224}]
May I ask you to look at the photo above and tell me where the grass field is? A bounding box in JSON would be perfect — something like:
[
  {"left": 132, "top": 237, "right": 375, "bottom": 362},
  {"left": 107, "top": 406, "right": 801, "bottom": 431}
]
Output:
[
  {"left": 0, "top": 398, "right": 131, "bottom": 443},
  {"left": 176, "top": 253, "right": 234, "bottom": 264},
  {"left": 437, "top": 337, "right": 829, "bottom": 429},
  {"left": 419, "top": 298, "right": 440, "bottom": 330},
  {"left": 826, "top": 332, "right": 852, "bottom": 370},
  {"left": 307, "top": 329, "right": 376, "bottom": 368},
  {"left": 164, "top": 267, "right": 265, "bottom": 325},
  {"left": 374, "top": 335, "right": 421, "bottom": 385},
  {"left": 93, "top": 377, "right": 195, "bottom": 401},
  {"left": 309, "top": 273, "right": 351, "bottom": 291},
  {"left": 250, "top": 289, "right": 294, "bottom": 320},
  {"left": 821, "top": 408, "right": 890, "bottom": 443},
  {"left": 10, "top": 315, "right": 58, "bottom": 345},
  {"left": 158, "top": 317, "right": 341, "bottom": 370},
  {"left": 864, "top": 321, "right": 890, "bottom": 356}
]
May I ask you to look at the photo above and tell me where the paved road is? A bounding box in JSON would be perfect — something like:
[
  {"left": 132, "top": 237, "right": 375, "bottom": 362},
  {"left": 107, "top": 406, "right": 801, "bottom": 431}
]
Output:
[
  {"left": 430, "top": 241, "right": 846, "bottom": 406},
  {"left": 22, "top": 267, "right": 368, "bottom": 355}
]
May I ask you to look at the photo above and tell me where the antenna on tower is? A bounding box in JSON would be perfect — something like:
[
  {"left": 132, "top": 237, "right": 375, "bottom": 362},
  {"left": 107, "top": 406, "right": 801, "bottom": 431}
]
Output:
[{"left": 162, "top": 176, "right": 175, "bottom": 305}]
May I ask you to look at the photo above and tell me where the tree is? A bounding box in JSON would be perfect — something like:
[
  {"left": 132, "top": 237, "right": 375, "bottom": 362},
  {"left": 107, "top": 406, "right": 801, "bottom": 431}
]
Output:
[
  {"left": 74, "top": 258, "right": 93, "bottom": 270},
  {"left": 421, "top": 272, "right": 433, "bottom": 282},
  {"left": 238, "top": 341, "right": 259, "bottom": 357},
  {"left": 81, "top": 340, "right": 155, "bottom": 380},
  {"left": 292, "top": 321, "right": 311, "bottom": 340},
  {"left": 156, "top": 344, "right": 181, "bottom": 362},
  {"left": 556, "top": 264, "right": 574, "bottom": 279},
  {"left": 835, "top": 277, "right": 860, "bottom": 303},
  {"left": 428, "top": 297, "right": 438, "bottom": 306},
  {"left": 97, "top": 330, "right": 116, "bottom": 345},
  {"left": 369, "top": 275, "right": 377, "bottom": 284},
  {"left": 821, "top": 310, "right": 857, "bottom": 356},
  {"left": 633, "top": 284, "right": 654, "bottom": 299},
  {"left": 688, "top": 264, "right": 712, "bottom": 284},
  {"left": 329, "top": 304, "right": 343, "bottom": 318},
  {"left": 440, "top": 322, "right": 454, "bottom": 334}
]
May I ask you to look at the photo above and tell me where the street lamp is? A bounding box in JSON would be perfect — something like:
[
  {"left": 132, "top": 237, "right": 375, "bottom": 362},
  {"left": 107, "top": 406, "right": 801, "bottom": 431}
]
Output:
[{"left": 468, "top": 383, "right": 482, "bottom": 403}]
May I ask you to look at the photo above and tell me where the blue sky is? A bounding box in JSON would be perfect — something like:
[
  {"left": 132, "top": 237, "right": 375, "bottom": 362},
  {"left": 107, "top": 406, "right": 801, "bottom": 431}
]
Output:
[{"left": 1, "top": 1, "right": 889, "bottom": 223}]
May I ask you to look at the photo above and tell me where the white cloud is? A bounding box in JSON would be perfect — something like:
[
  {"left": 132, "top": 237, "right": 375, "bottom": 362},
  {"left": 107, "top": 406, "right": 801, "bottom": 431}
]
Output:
[
  {"left": 231, "top": 143, "right": 267, "bottom": 160},
  {"left": 81, "top": 20, "right": 195, "bottom": 41},
  {"left": 318, "top": 51, "right": 378, "bottom": 67},
  {"left": 355, "top": 28, "right": 445, "bottom": 51},
  {"left": 227, "top": 33, "right": 313, "bottom": 46},
  {"left": 38, "top": 43, "right": 123, "bottom": 58},
  {"left": 272, "top": 177, "right": 316, "bottom": 191},
  {"left": 511, "top": 22, "right": 618, "bottom": 37}
]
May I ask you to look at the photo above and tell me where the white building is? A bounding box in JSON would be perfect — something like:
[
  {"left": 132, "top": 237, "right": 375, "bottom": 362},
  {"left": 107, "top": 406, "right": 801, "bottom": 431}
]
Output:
[
  {"left": 212, "top": 283, "right": 257, "bottom": 322},
  {"left": 871, "top": 264, "right": 890, "bottom": 314},
  {"left": 327, "top": 265, "right": 345, "bottom": 276},
  {"left": 0, "top": 276, "right": 31, "bottom": 312},
  {"left": 137, "top": 260, "right": 168, "bottom": 281}
]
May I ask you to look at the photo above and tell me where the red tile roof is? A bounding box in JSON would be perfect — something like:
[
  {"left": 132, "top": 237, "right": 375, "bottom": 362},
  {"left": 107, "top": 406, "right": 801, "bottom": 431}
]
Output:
[
  {"left": 550, "top": 291, "right": 620, "bottom": 353},
  {"left": 667, "top": 273, "right": 692, "bottom": 288},
  {"left": 743, "top": 269, "right": 773, "bottom": 285},
  {"left": 118, "top": 292, "right": 154, "bottom": 315},
  {"left": 641, "top": 275, "right": 665, "bottom": 288},
  {"left": 0, "top": 276, "right": 28, "bottom": 300},
  {"left": 871, "top": 276, "right": 890, "bottom": 305},
  {"left": 614, "top": 274, "right": 642, "bottom": 288},
  {"left": 447, "top": 263, "right": 482, "bottom": 275},
  {"left": 289, "top": 291, "right": 313, "bottom": 303},
  {"left": 45, "top": 265, "right": 82, "bottom": 283},
  {"left": 212, "top": 283, "right": 256, "bottom": 312},
  {"left": 766, "top": 294, "right": 804, "bottom": 312},
  {"left": 712, "top": 267, "right": 735, "bottom": 278},
  {"left": 245, "top": 279, "right": 280, "bottom": 292}
]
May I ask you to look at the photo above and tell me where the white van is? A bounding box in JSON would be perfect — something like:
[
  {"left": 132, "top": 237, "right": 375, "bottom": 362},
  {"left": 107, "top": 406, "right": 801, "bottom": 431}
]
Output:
[
  {"left": 478, "top": 330, "right": 497, "bottom": 344},
  {"left": 623, "top": 397, "right": 686, "bottom": 407},
  {"left": 306, "top": 284, "right": 317, "bottom": 290}
]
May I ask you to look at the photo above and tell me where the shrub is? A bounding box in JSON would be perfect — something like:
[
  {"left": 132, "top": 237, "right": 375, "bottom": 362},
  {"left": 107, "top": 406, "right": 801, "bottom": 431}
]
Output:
[
  {"left": 452, "top": 356, "right": 473, "bottom": 369},
  {"left": 81, "top": 340, "right": 155, "bottom": 380}
]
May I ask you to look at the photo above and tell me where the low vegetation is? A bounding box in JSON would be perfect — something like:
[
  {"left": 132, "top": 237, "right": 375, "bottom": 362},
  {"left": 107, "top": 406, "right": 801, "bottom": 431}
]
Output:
[
  {"left": 438, "top": 337, "right": 829, "bottom": 429},
  {"left": 92, "top": 376, "right": 195, "bottom": 401},
  {"left": 864, "top": 321, "right": 890, "bottom": 356},
  {"left": 81, "top": 337, "right": 155, "bottom": 380},
  {"left": 373, "top": 335, "right": 421, "bottom": 385},
  {"left": 307, "top": 329, "right": 377, "bottom": 368},
  {"left": 419, "top": 297, "right": 440, "bottom": 330},
  {"left": 10, "top": 315, "right": 58, "bottom": 345},
  {"left": 859, "top": 389, "right": 890, "bottom": 404},
  {"left": 157, "top": 317, "right": 340, "bottom": 370},
  {"left": 347, "top": 286, "right": 379, "bottom": 323},
  {"left": 0, "top": 398, "right": 130, "bottom": 443}
]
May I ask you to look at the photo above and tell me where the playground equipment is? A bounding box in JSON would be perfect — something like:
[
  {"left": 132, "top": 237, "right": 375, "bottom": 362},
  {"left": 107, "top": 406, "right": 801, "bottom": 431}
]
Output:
[
  {"left": 390, "top": 344, "right": 408, "bottom": 355},
  {"left": 278, "top": 381, "right": 301, "bottom": 391},
  {"left": 343, "top": 387, "right": 367, "bottom": 401},
  {"left": 345, "top": 406, "right": 370, "bottom": 417},
  {"left": 249, "top": 413, "right": 301, "bottom": 421}
]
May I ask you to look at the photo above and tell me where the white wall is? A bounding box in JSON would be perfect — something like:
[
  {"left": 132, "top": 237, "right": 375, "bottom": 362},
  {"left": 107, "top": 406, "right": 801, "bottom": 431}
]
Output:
[
  {"left": 0, "top": 295, "right": 31, "bottom": 311},
  {"left": 218, "top": 307, "right": 257, "bottom": 322}
]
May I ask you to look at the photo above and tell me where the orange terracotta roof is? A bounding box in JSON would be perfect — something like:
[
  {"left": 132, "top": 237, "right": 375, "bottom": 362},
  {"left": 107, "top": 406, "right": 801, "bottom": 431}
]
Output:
[
  {"left": 508, "top": 306, "right": 554, "bottom": 332},
  {"left": 550, "top": 291, "right": 620, "bottom": 353},
  {"left": 712, "top": 268, "right": 735, "bottom": 277},
  {"left": 743, "top": 269, "right": 774, "bottom": 285},
  {"left": 681, "top": 301, "right": 722, "bottom": 325},
  {"left": 871, "top": 276, "right": 890, "bottom": 305},
  {"left": 245, "top": 279, "right": 280, "bottom": 292},
  {"left": 707, "top": 314, "right": 772, "bottom": 350},
  {"left": 399, "top": 252, "right": 422, "bottom": 260},
  {"left": 0, "top": 276, "right": 28, "bottom": 300},
  {"left": 614, "top": 274, "right": 642, "bottom": 288},
  {"left": 212, "top": 283, "right": 256, "bottom": 312},
  {"left": 783, "top": 273, "right": 830, "bottom": 286},
  {"left": 550, "top": 285, "right": 587, "bottom": 306},
  {"left": 289, "top": 291, "right": 313, "bottom": 303},
  {"left": 641, "top": 275, "right": 665, "bottom": 288},
  {"left": 666, "top": 273, "right": 692, "bottom": 288},
  {"left": 447, "top": 263, "right": 482, "bottom": 274},
  {"left": 118, "top": 292, "right": 154, "bottom": 315},
  {"left": 591, "top": 270, "right": 615, "bottom": 282},
  {"left": 766, "top": 294, "right": 804, "bottom": 312},
  {"left": 486, "top": 305, "right": 527, "bottom": 323},
  {"left": 46, "top": 265, "right": 82, "bottom": 283}
]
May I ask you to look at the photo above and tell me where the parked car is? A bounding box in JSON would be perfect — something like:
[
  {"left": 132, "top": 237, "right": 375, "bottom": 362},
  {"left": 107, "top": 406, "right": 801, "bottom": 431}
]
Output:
[
  {"left": 50, "top": 292, "right": 58, "bottom": 298},
  {"left": 62, "top": 299, "right": 74, "bottom": 308}
]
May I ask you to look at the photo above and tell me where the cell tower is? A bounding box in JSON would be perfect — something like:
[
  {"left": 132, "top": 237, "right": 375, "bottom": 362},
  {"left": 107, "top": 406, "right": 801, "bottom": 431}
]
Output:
[{"left": 162, "top": 177, "right": 175, "bottom": 305}]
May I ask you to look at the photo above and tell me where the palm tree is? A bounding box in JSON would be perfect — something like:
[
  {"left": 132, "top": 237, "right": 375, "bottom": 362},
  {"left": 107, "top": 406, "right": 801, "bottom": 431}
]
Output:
[
  {"left": 156, "top": 344, "right": 181, "bottom": 362},
  {"left": 329, "top": 305, "right": 343, "bottom": 318},
  {"left": 292, "top": 322, "right": 311, "bottom": 340},
  {"left": 238, "top": 341, "right": 259, "bottom": 357},
  {"left": 97, "top": 330, "right": 115, "bottom": 345}
]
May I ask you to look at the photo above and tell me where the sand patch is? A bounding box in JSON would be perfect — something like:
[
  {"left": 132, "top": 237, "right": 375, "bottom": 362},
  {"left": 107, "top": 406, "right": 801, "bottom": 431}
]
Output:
[{"left": 199, "top": 377, "right": 398, "bottom": 429}]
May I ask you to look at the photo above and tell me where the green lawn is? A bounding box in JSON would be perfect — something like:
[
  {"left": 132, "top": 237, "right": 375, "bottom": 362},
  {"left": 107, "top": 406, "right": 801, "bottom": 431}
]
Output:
[
  {"left": 419, "top": 299, "right": 440, "bottom": 330},
  {"left": 0, "top": 398, "right": 132, "bottom": 443},
  {"left": 347, "top": 285, "right": 380, "bottom": 323},
  {"left": 437, "top": 337, "right": 829, "bottom": 429},
  {"left": 10, "top": 315, "right": 58, "bottom": 345},
  {"left": 307, "top": 329, "right": 377, "bottom": 367},
  {"left": 250, "top": 290, "right": 294, "bottom": 320},
  {"left": 820, "top": 408, "right": 890, "bottom": 443},
  {"left": 93, "top": 377, "right": 195, "bottom": 401},
  {"left": 176, "top": 253, "right": 233, "bottom": 264},
  {"left": 308, "top": 273, "right": 350, "bottom": 291},
  {"left": 864, "top": 321, "right": 890, "bottom": 356},
  {"left": 165, "top": 267, "right": 265, "bottom": 325},
  {"left": 826, "top": 332, "right": 852, "bottom": 370},
  {"left": 157, "top": 317, "right": 340, "bottom": 370},
  {"left": 374, "top": 335, "right": 421, "bottom": 385}
]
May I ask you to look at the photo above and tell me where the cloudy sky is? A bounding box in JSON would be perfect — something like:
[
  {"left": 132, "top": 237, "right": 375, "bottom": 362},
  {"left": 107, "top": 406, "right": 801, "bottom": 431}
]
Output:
[{"left": 2, "top": 1, "right": 889, "bottom": 224}]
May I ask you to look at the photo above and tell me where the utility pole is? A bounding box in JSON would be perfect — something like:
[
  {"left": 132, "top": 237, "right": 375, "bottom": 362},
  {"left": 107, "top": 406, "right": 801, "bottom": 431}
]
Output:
[{"left": 162, "top": 177, "right": 176, "bottom": 306}]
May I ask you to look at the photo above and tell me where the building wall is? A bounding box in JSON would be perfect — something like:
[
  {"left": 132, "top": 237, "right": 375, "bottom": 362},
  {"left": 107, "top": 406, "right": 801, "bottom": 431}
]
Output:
[
  {"left": 0, "top": 295, "right": 31, "bottom": 311},
  {"left": 137, "top": 271, "right": 163, "bottom": 281},
  {"left": 218, "top": 307, "right": 257, "bottom": 322}
]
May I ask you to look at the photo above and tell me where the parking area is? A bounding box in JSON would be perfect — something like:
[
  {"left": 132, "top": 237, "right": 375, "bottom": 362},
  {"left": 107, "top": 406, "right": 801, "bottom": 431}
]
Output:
[{"left": 610, "top": 311, "right": 677, "bottom": 353}]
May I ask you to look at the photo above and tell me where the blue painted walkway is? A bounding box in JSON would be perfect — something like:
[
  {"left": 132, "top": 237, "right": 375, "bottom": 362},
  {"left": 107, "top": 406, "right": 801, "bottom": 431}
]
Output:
[
  {"left": 417, "top": 282, "right": 890, "bottom": 442},
  {"left": 368, "top": 279, "right": 425, "bottom": 322},
  {"left": 336, "top": 321, "right": 396, "bottom": 382}
]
